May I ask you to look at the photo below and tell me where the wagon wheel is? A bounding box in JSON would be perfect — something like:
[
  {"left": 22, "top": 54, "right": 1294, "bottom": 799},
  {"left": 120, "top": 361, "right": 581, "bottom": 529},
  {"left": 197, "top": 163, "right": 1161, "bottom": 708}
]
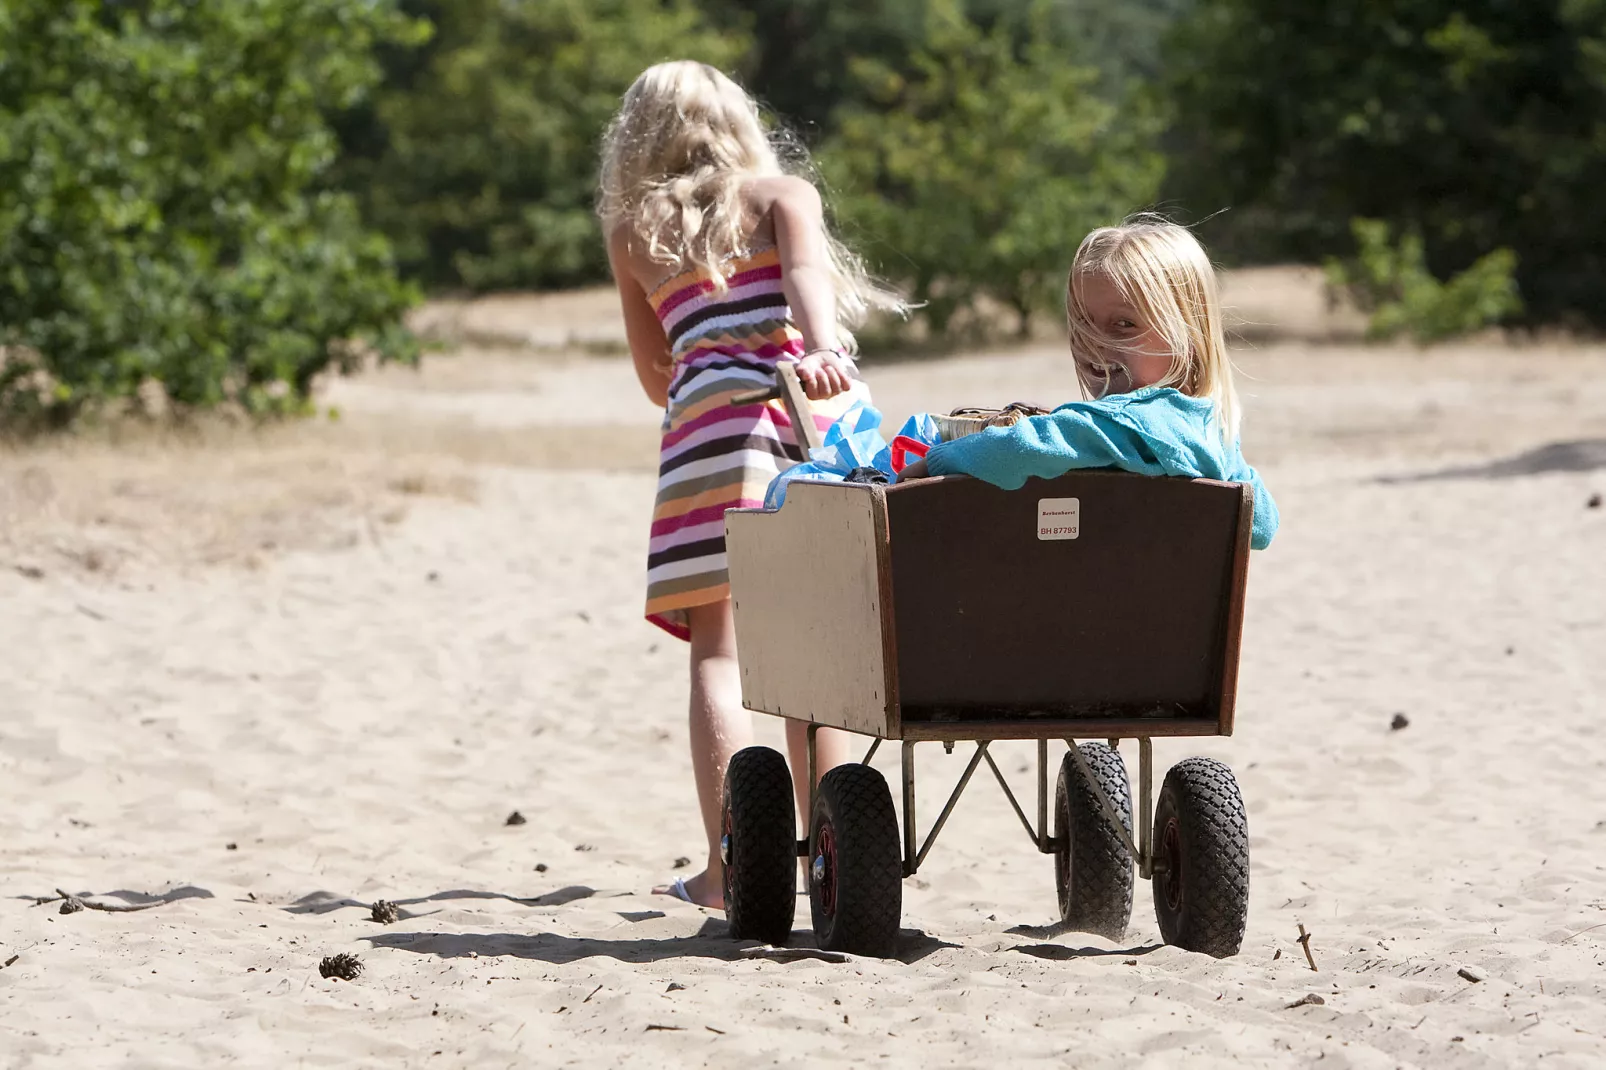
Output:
[
  {"left": 808, "top": 763, "right": 901, "bottom": 957},
  {"left": 721, "top": 746, "right": 797, "bottom": 944},
  {"left": 1054, "top": 743, "right": 1135, "bottom": 939},
  {"left": 1151, "top": 757, "right": 1250, "bottom": 958}
]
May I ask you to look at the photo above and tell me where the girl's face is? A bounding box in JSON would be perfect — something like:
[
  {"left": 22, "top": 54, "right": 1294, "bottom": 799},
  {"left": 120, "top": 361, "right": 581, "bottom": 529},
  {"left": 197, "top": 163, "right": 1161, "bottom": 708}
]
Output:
[{"left": 1072, "top": 270, "right": 1175, "bottom": 395}]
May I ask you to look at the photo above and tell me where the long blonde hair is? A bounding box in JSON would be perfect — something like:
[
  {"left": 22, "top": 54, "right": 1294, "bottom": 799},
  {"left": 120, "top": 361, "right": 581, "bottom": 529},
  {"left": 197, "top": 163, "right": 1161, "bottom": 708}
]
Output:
[
  {"left": 598, "top": 61, "right": 903, "bottom": 350},
  {"left": 1067, "top": 216, "right": 1241, "bottom": 443}
]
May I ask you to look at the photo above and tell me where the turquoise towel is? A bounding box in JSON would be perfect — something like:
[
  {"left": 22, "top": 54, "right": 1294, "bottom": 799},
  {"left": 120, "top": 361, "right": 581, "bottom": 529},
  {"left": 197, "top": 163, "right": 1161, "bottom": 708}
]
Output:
[{"left": 921, "top": 387, "right": 1279, "bottom": 549}]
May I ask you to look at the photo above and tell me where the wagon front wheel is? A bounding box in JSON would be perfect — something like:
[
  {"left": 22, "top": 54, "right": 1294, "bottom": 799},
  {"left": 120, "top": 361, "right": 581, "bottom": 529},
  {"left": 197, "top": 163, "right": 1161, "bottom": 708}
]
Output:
[
  {"left": 721, "top": 746, "right": 797, "bottom": 944},
  {"left": 1054, "top": 743, "right": 1135, "bottom": 939},
  {"left": 809, "top": 763, "right": 901, "bottom": 957},
  {"left": 1151, "top": 757, "right": 1249, "bottom": 958}
]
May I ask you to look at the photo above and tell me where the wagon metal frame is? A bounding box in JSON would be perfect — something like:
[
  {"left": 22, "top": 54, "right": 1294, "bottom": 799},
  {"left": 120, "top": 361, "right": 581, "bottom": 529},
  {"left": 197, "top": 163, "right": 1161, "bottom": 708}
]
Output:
[{"left": 807, "top": 729, "right": 1161, "bottom": 883}]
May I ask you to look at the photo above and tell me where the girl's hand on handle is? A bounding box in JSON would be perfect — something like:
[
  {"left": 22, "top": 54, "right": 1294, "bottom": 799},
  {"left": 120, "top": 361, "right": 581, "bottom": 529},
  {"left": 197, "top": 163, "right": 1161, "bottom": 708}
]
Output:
[{"left": 793, "top": 350, "right": 854, "bottom": 400}]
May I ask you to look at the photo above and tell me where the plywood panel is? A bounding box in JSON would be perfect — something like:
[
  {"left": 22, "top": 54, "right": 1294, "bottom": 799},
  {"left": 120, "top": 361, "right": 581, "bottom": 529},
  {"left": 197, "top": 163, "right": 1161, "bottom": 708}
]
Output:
[
  {"left": 725, "top": 481, "right": 896, "bottom": 737},
  {"left": 885, "top": 471, "right": 1246, "bottom": 735}
]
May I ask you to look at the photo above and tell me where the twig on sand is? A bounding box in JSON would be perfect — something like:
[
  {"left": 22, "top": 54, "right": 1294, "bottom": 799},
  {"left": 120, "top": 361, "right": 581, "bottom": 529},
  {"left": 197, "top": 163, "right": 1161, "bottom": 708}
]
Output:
[
  {"left": 1297, "top": 924, "right": 1318, "bottom": 971},
  {"left": 1560, "top": 921, "right": 1606, "bottom": 943},
  {"left": 37, "top": 889, "right": 170, "bottom": 915}
]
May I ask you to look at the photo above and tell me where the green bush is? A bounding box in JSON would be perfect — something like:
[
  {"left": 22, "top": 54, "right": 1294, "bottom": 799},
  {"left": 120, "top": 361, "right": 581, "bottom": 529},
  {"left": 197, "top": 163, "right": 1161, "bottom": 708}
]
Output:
[
  {"left": 0, "top": 0, "right": 424, "bottom": 427},
  {"left": 331, "top": 0, "right": 744, "bottom": 293},
  {"left": 1326, "top": 219, "right": 1522, "bottom": 343},
  {"left": 694, "top": 0, "right": 937, "bottom": 136},
  {"left": 1164, "top": 0, "right": 1606, "bottom": 326},
  {"left": 821, "top": 3, "right": 1162, "bottom": 337}
]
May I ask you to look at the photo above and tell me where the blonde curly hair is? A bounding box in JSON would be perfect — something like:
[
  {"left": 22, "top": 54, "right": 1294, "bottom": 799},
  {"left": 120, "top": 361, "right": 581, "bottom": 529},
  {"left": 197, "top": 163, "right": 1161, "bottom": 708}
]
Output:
[{"left": 598, "top": 61, "right": 903, "bottom": 351}]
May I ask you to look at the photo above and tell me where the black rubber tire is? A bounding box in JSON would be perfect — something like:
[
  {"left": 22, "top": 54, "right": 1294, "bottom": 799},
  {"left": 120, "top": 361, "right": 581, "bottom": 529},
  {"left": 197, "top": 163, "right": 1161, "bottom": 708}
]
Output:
[
  {"left": 721, "top": 746, "right": 797, "bottom": 944},
  {"left": 808, "top": 763, "right": 902, "bottom": 957},
  {"left": 1054, "top": 743, "right": 1135, "bottom": 939},
  {"left": 1151, "top": 757, "right": 1250, "bottom": 958}
]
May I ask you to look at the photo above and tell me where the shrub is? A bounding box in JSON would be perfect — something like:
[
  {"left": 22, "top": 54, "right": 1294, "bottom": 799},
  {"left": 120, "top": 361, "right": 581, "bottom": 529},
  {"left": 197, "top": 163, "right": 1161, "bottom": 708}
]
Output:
[
  {"left": 329, "top": 0, "right": 744, "bottom": 293},
  {"left": 1164, "top": 0, "right": 1606, "bottom": 327},
  {"left": 821, "top": 3, "right": 1162, "bottom": 339},
  {"left": 1325, "top": 218, "right": 1522, "bottom": 343},
  {"left": 0, "top": 0, "right": 425, "bottom": 427}
]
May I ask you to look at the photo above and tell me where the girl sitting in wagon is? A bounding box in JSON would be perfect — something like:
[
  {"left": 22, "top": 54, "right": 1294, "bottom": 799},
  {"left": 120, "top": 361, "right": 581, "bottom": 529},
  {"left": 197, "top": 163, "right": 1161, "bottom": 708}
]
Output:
[{"left": 901, "top": 217, "right": 1278, "bottom": 550}]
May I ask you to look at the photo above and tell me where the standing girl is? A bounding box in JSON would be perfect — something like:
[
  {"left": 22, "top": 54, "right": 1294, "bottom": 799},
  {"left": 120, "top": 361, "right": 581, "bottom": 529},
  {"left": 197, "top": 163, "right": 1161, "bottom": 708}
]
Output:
[{"left": 599, "top": 61, "right": 905, "bottom": 908}]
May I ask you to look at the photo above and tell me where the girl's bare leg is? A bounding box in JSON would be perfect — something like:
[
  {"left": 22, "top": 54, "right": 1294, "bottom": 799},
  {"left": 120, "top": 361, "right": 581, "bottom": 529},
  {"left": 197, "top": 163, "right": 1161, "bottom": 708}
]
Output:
[
  {"left": 654, "top": 599, "right": 751, "bottom": 909},
  {"left": 785, "top": 720, "right": 852, "bottom": 826}
]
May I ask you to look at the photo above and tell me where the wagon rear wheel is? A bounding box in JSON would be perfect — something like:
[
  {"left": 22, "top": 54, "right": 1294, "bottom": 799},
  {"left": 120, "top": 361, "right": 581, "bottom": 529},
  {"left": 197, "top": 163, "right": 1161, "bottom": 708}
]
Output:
[
  {"left": 808, "top": 763, "right": 901, "bottom": 957},
  {"left": 1054, "top": 743, "right": 1135, "bottom": 939},
  {"left": 1151, "top": 757, "right": 1249, "bottom": 958},
  {"left": 721, "top": 746, "right": 797, "bottom": 944}
]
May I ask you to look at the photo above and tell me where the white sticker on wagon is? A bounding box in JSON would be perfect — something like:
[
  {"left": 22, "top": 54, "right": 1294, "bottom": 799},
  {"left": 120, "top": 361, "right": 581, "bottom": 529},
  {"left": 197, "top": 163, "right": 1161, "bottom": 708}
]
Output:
[{"left": 1037, "top": 497, "right": 1080, "bottom": 540}]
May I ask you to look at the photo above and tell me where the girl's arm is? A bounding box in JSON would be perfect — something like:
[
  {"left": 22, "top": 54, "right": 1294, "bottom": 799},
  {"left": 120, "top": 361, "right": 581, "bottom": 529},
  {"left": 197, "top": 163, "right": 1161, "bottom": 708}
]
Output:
[
  {"left": 607, "top": 225, "right": 672, "bottom": 409},
  {"left": 770, "top": 178, "right": 854, "bottom": 400}
]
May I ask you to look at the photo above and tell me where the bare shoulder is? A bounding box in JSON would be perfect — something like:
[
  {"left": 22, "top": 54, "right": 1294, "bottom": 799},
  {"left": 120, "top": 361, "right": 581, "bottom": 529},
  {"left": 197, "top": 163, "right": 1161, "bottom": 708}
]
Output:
[
  {"left": 606, "top": 220, "right": 638, "bottom": 262},
  {"left": 743, "top": 175, "right": 823, "bottom": 220},
  {"left": 606, "top": 221, "right": 655, "bottom": 289}
]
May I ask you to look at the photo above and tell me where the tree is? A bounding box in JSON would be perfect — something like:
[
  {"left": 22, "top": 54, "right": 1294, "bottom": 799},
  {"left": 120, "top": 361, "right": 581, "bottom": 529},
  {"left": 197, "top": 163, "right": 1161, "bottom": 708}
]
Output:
[
  {"left": 1327, "top": 219, "right": 1521, "bottom": 343},
  {"left": 822, "top": 3, "right": 1163, "bottom": 336},
  {"left": 693, "top": 0, "right": 935, "bottom": 138},
  {"left": 1164, "top": 0, "right": 1606, "bottom": 326},
  {"left": 700, "top": 0, "right": 1192, "bottom": 136},
  {"left": 330, "top": 0, "right": 744, "bottom": 292},
  {"left": 0, "top": 0, "right": 424, "bottom": 425},
  {"left": 971, "top": 0, "right": 1193, "bottom": 90}
]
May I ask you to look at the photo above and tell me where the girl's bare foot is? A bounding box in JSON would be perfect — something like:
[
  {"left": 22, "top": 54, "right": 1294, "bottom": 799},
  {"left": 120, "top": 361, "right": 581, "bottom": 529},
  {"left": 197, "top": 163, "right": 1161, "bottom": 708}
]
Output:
[{"left": 653, "top": 868, "right": 724, "bottom": 909}]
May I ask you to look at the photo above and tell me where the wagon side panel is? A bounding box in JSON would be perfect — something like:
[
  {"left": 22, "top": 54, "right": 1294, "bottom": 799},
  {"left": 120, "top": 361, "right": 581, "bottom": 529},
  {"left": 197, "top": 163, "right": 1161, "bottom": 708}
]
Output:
[
  {"left": 725, "top": 483, "right": 896, "bottom": 736},
  {"left": 884, "top": 471, "right": 1246, "bottom": 736},
  {"left": 1213, "top": 482, "right": 1255, "bottom": 736}
]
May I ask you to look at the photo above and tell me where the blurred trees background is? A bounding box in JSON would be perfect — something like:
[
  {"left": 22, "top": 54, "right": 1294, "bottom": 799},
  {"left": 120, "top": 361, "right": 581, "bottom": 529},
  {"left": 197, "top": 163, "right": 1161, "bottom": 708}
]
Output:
[
  {"left": 1164, "top": 0, "right": 1606, "bottom": 330},
  {"left": 328, "top": 0, "right": 742, "bottom": 293},
  {"left": 3, "top": 0, "right": 1603, "bottom": 421},
  {"left": 0, "top": 0, "right": 427, "bottom": 424}
]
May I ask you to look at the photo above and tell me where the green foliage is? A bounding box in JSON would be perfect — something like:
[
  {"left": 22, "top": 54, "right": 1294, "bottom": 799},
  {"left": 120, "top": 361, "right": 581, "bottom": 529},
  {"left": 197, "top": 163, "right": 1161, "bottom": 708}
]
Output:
[
  {"left": 1164, "top": 0, "right": 1606, "bottom": 326},
  {"left": 971, "top": 0, "right": 1193, "bottom": 91},
  {"left": 0, "top": 0, "right": 423, "bottom": 426},
  {"left": 332, "top": 0, "right": 744, "bottom": 292},
  {"left": 332, "top": 1, "right": 1175, "bottom": 316},
  {"left": 701, "top": 0, "right": 1190, "bottom": 134},
  {"left": 822, "top": 3, "right": 1163, "bottom": 337},
  {"left": 1326, "top": 219, "right": 1522, "bottom": 343},
  {"left": 693, "top": 0, "right": 935, "bottom": 137}
]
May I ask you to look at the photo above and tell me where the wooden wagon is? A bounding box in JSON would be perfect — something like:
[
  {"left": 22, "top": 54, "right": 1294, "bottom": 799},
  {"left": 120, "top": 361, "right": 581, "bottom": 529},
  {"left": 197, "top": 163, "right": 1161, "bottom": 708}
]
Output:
[{"left": 716, "top": 369, "right": 1256, "bottom": 958}]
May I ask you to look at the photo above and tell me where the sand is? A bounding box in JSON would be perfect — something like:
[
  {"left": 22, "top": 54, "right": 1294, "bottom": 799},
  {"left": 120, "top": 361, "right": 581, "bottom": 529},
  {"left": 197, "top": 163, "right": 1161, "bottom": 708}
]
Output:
[{"left": 3, "top": 275, "right": 1606, "bottom": 1068}]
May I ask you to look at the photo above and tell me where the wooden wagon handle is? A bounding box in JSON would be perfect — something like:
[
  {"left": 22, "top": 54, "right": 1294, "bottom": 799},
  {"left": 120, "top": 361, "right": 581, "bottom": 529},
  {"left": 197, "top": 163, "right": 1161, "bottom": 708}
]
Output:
[{"left": 729, "top": 362, "right": 824, "bottom": 452}]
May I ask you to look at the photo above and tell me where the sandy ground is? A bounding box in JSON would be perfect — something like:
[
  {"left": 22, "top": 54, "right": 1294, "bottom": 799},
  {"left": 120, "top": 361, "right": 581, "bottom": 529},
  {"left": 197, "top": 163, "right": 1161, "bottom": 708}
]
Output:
[{"left": 3, "top": 274, "right": 1606, "bottom": 1068}]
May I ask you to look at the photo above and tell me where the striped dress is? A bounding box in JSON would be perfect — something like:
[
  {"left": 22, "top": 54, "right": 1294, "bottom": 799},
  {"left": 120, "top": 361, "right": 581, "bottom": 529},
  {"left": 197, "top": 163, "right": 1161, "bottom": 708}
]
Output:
[{"left": 645, "top": 245, "right": 869, "bottom": 640}]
